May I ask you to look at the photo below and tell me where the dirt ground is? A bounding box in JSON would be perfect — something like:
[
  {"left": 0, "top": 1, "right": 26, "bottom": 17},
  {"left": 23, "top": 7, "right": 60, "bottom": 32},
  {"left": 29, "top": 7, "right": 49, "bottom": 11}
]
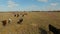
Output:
[{"left": 0, "top": 12, "right": 60, "bottom": 34}]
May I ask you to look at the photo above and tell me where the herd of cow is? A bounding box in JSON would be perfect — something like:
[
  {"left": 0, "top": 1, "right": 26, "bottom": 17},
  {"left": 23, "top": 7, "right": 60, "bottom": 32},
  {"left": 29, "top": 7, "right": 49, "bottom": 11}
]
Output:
[{"left": 1, "top": 13, "right": 27, "bottom": 26}]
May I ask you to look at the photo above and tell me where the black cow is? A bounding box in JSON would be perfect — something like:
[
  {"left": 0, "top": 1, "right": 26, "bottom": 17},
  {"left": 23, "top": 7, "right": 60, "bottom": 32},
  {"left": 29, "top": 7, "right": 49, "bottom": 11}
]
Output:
[
  {"left": 14, "top": 14, "right": 16, "bottom": 17},
  {"left": 17, "top": 18, "right": 23, "bottom": 24},
  {"left": 14, "top": 14, "right": 19, "bottom": 17},
  {"left": 49, "top": 24, "right": 60, "bottom": 34}
]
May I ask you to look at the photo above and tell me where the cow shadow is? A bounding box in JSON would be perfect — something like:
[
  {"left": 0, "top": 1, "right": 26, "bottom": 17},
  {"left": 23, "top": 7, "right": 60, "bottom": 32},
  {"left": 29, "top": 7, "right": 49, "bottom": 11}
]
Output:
[
  {"left": 49, "top": 24, "right": 60, "bottom": 34},
  {"left": 39, "top": 27, "right": 48, "bottom": 34}
]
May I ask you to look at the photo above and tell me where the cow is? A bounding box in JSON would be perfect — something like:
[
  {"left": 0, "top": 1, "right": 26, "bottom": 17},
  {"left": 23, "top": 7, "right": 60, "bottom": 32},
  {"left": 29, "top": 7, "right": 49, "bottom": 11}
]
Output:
[
  {"left": 17, "top": 14, "right": 19, "bottom": 17},
  {"left": 23, "top": 12, "right": 27, "bottom": 15},
  {"left": 17, "top": 18, "right": 23, "bottom": 24},
  {"left": 21, "top": 13, "right": 27, "bottom": 17},
  {"left": 14, "top": 14, "right": 16, "bottom": 17},
  {"left": 14, "top": 14, "right": 19, "bottom": 17},
  {"left": 8, "top": 18, "right": 12, "bottom": 23},
  {"left": 49, "top": 24, "right": 60, "bottom": 34},
  {"left": 1, "top": 20, "right": 7, "bottom": 26},
  {"left": 22, "top": 14, "right": 24, "bottom": 17}
]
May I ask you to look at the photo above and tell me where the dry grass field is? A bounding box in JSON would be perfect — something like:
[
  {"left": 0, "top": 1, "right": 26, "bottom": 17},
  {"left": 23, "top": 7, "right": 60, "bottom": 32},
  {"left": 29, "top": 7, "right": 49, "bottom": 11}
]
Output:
[{"left": 0, "top": 12, "right": 60, "bottom": 34}]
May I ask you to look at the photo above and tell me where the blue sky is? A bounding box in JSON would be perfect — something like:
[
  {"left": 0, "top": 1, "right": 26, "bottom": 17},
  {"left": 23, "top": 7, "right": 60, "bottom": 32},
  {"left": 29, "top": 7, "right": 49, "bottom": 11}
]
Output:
[{"left": 0, "top": 0, "right": 60, "bottom": 11}]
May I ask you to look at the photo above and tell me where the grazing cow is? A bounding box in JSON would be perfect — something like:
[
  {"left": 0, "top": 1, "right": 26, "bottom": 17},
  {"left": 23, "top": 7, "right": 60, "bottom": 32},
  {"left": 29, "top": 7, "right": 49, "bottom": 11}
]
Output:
[
  {"left": 1, "top": 20, "right": 7, "bottom": 26},
  {"left": 49, "top": 24, "right": 60, "bottom": 34},
  {"left": 8, "top": 18, "right": 12, "bottom": 23},
  {"left": 14, "top": 14, "right": 19, "bottom": 17},
  {"left": 22, "top": 14, "right": 24, "bottom": 17},
  {"left": 17, "top": 14, "right": 19, "bottom": 17},
  {"left": 24, "top": 12, "right": 27, "bottom": 15},
  {"left": 14, "top": 14, "right": 16, "bottom": 17},
  {"left": 22, "top": 13, "right": 27, "bottom": 17},
  {"left": 17, "top": 18, "right": 23, "bottom": 24}
]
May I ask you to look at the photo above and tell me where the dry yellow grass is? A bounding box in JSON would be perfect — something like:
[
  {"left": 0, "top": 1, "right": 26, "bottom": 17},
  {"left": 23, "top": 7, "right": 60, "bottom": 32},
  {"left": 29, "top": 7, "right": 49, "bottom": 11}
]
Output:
[{"left": 0, "top": 12, "right": 59, "bottom": 34}]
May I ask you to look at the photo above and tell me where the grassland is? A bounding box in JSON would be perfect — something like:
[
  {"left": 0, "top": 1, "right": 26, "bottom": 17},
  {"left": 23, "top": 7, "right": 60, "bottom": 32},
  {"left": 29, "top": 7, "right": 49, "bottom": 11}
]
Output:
[{"left": 0, "top": 11, "right": 60, "bottom": 34}]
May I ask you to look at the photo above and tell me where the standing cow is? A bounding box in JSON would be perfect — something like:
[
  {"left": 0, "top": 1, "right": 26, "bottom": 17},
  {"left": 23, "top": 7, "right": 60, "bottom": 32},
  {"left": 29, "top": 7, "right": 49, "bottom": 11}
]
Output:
[
  {"left": 1, "top": 20, "right": 7, "bottom": 26},
  {"left": 17, "top": 14, "right": 19, "bottom": 17},
  {"left": 14, "top": 14, "right": 16, "bottom": 17},
  {"left": 21, "top": 13, "right": 27, "bottom": 17},
  {"left": 17, "top": 18, "right": 23, "bottom": 24},
  {"left": 14, "top": 14, "right": 19, "bottom": 17},
  {"left": 8, "top": 18, "right": 12, "bottom": 24}
]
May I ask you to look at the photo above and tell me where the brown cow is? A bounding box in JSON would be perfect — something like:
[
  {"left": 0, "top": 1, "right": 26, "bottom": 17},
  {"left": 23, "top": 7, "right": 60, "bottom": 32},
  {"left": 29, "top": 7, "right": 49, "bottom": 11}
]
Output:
[
  {"left": 17, "top": 14, "right": 19, "bottom": 17},
  {"left": 22, "top": 13, "right": 27, "bottom": 17},
  {"left": 1, "top": 20, "right": 7, "bottom": 26},
  {"left": 22, "top": 14, "right": 24, "bottom": 17}
]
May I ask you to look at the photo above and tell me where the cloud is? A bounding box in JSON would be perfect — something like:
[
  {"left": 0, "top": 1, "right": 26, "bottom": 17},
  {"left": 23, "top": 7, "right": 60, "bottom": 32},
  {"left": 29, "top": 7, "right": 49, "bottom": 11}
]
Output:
[
  {"left": 46, "top": 3, "right": 59, "bottom": 11},
  {"left": 7, "top": 0, "right": 19, "bottom": 11},
  {"left": 24, "top": 5, "right": 40, "bottom": 11},
  {"left": 50, "top": 3, "right": 58, "bottom": 6},
  {"left": 37, "top": 0, "right": 48, "bottom": 2},
  {"left": 27, "top": 5, "right": 37, "bottom": 9},
  {"left": 25, "top": 5, "right": 37, "bottom": 11},
  {"left": 0, "top": 5, "right": 8, "bottom": 11},
  {"left": 0, "top": 7, "right": 3, "bottom": 11},
  {"left": 7, "top": 0, "right": 19, "bottom": 8}
]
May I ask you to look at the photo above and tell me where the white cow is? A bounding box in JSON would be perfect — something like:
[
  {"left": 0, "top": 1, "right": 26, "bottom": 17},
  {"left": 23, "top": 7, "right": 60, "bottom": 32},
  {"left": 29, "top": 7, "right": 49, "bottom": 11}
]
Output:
[{"left": 8, "top": 18, "right": 12, "bottom": 23}]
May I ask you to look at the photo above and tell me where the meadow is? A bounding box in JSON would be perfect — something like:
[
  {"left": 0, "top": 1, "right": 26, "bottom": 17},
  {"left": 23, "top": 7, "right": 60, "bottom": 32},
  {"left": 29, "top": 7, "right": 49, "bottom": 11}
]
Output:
[{"left": 0, "top": 11, "right": 60, "bottom": 34}]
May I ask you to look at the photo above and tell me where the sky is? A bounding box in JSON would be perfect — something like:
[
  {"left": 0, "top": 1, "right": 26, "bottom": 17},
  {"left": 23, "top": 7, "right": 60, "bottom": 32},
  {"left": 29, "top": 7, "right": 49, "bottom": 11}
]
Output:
[{"left": 0, "top": 0, "right": 60, "bottom": 11}]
